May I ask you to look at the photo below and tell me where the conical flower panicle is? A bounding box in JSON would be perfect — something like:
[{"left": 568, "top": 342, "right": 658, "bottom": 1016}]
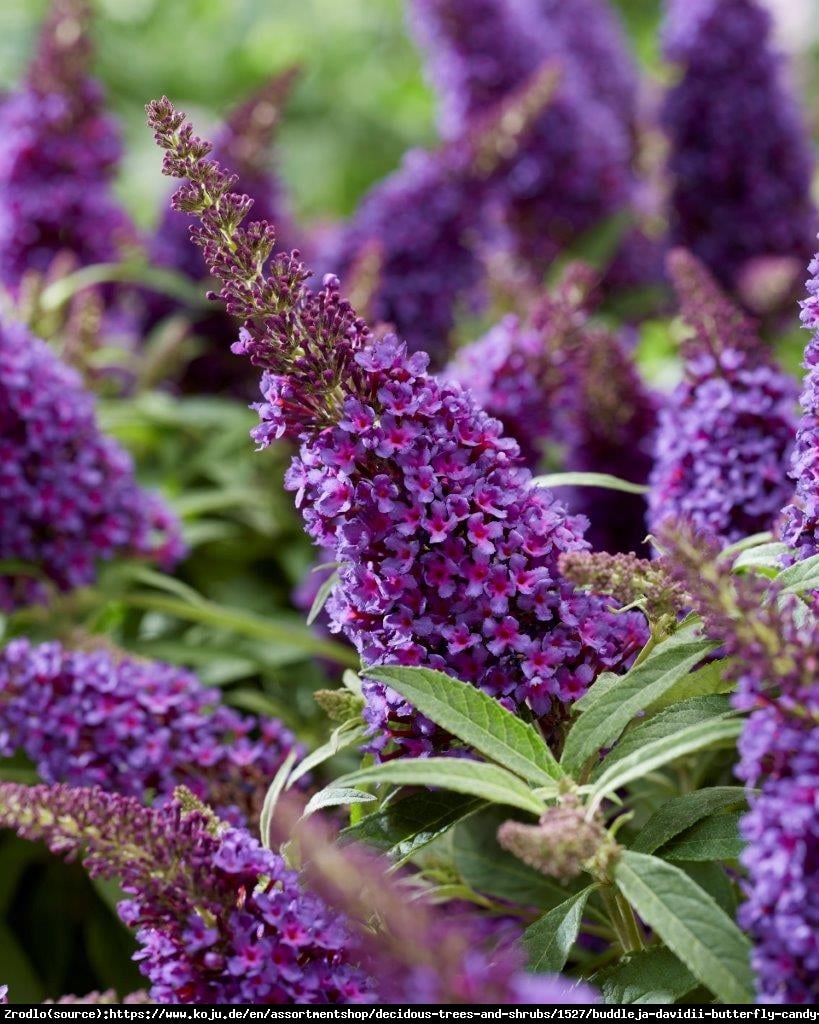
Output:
[
  {"left": 661, "top": 0, "right": 817, "bottom": 295},
  {"left": 0, "top": 639, "right": 298, "bottom": 824},
  {"left": 780, "top": 249, "right": 819, "bottom": 562},
  {"left": 664, "top": 528, "right": 819, "bottom": 1003},
  {"left": 0, "top": 318, "right": 183, "bottom": 609},
  {"left": 408, "top": 0, "right": 634, "bottom": 272},
  {"left": 0, "top": 784, "right": 371, "bottom": 1004},
  {"left": 147, "top": 99, "right": 648, "bottom": 756},
  {"left": 0, "top": 0, "right": 136, "bottom": 288},
  {"left": 647, "top": 253, "right": 797, "bottom": 544}
]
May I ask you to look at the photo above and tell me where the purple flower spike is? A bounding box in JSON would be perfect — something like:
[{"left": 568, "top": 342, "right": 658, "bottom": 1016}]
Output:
[
  {"left": 146, "top": 99, "right": 648, "bottom": 755},
  {"left": 0, "top": 0, "right": 136, "bottom": 289},
  {"left": 661, "top": 0, "right": 817, "bottom": 297},
  {"left": 665, "top": 528, "right": 819, "bottom": 1004},
  {"left": 780, "top": 247, "right": 819, "bottom": 562},
  {"left": 0, "top": 638, "right": 298, "bottom": 825},
  {"left": 0, "top": 317, "right": 184, "bottom": 610},
  {"left": 648, "top": 251, "right": 797, "bottom": 545}
]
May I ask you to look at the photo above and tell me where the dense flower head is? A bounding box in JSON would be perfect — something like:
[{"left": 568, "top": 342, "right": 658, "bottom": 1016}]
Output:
[
  {"left": 666, "top": 529, "right": 819, "bottom": 1003},
  {"left": 0, "top": 638, "right": 297, "bottom": 825},
  {"left": 661, "top": 0, "right": 817, "bottom": 294},
  {"left": 780, "top": 248, "right": 819, "bottom": 561},
  {"left": 446, "top": 268, "right": 657, "bottom": 553},
  {"left": 147, "top": 71, "right": 299, "bottom": 395},
  {"left": 0, "top": 784, "right": 370, "bottom": 1004},
  {"left": 277, "top": 332, "right": 648, "bottom": 751},
  {"left": 647, "top": 252, "right": 797, "bottom": 545},
  {"left": 409, "top": 0, "right": 634, "bottom": 272},
  {"left": 0, "top": 317, "right": 183, "bottom": 610},
  {"left": 147, "top": 99, "right": 648, "bottom": 754},
  {"left": 0, "top": 0, "right": 135, "bottom": 290}
]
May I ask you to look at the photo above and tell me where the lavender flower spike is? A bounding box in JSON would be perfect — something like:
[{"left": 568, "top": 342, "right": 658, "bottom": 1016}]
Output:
[
  {"left": 665, "top": 528, "right": 819, "bottom": 1003},
  {"left": 661, "top": 0, "right": 817, "bottom": 296},
  {"left": 0, "top": 0, "right": 136, "bottom": 289},
  {"left": 0, "top": 784, "right": 370, "bottom": 1004},
  {"left": 780, "top": 248, "right": 819, "bottom": 561},
  {"left": 0, "top": 638, "right": 298, "bottom": 825},
  {"left": 146, "top": 98, "right": 647, "bottom": 756},
  {"left": 0, "top": 317, "right": 184, "bottom": 610},
  {"left": 647, "top": 251, "right": 797, "bottom": 545}
]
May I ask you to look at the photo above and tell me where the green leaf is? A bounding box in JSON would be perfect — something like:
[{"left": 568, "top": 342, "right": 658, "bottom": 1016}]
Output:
[
  {"left": 732, "top": 541, "right": 788, "bottom": 573},
  {"left": 39, "top": 260, "right": 211, "bottom": 311},
  {"left": 122, "top": 591, "right": 359, "bottom": 667},
  {"left": 340, "top": 791, "right": 482, "bottom": 865},
  {"left": 561, "top": 625, "right": 717, "bottom": 776},
  {"left": 0, "top": 922, "right": 45, "bottom": 1002},
  {"left": 593, "top": 948, "right": 697, "bottom": 1005},
  {"left": 453, "top": 810, "right": 581, "bottom": 909},
  {"left": 287, "top": 723, "right": 368, "bottom": 788},
  {"left": 678, "top": 862, "right": 738, "bottom": 918},
  {"left": 530, "top": 471, "right": 649, "bottom": 495},
  {"left": 523, "top": 886, "right": 596, "bottom": 973},
  {"left": 588, "top": 718, "right": 742, "bottom": 813},
  {"left": 661, "top": 812, "right": 744, "bottom": 862},
  {"left": 614, "top": 851, "right": 754, "bottom": 1003},
  {"left": 572, "top": 671, "right": 621, "bottom": 713},
  {"left": 721, "top": 531, "right": 774, "bottom": 558},
  {"left": 259, "top": 749, "right": 299, "bottom": 850},
  {"left": 332, "top": 758, "right": 546, "bottom": 815},
  {"left": 591, "top": 695, "right": 732, "bottom": 780},
  {"left": 632, "top": 787, "right": 748, "bottom": 854},
  {"left": 650, "top": 658, "right": 733, "bottom": 711},
  {"left": 364, "top": 665, "right": 561, "bottom": 785},
  {"left": 302, "top": 787, "right": 375, "bottom": 817},
  {"left": 777, "top": 552, "right": 819, "bottom": 594},
  {"left": 307, "top": 569, "right": 340, "bottom": 626}
]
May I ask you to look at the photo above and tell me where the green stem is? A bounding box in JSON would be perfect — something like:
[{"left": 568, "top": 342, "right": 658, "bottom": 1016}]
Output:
[{"left": 600, "top": 884, "right": 642, "bottom": 954}]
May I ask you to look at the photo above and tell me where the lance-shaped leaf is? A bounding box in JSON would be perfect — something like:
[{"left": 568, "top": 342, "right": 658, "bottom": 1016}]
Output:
[
  {"left": 364, "top": 665, "right": 561, "bottom": 784},
  {"left": 632, "top": 787, "right": 748, "bottom": 855},
  {"left": 593, "top": 948, "right": 697, "bottom": 1004},
  {"left": 561, "top": 625, "right": 717, "bottom": 776},
  {"left": 614, "top": 851, "right": 754, "bottom": 1004},
  {"left": 523, "top": 886, "right": 596, "bottom": 973},
  {"left": 329, "top": 758, "right": 546, "bottom": 815}
]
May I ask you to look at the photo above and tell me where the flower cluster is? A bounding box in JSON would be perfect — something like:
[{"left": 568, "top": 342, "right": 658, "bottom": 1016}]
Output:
[
  {"left": 0, "top": 317, "right": 184, "bottom": 610},
  {"left": 408, "top": 0, "right": 634, "bottom": 272},
  {"left": 667, "top": 529, "right": 819, "bottom": 1003},
  {"left": 0, "top": 638, "right": 298, "bottom": 824},
  {"left": 780, "top": 248, "right": 819, "bottom": 561},
  {"left": 661, "top": 0, "right": 817, "bottom": 295},
  {"left": 0, "top": 0, "right": 135, "bottom": 290},
  {"left": 147, "top": 99, "right": 648, "bottom": 754},
  {"left": 647, "top": 251, "right": 797, "bottom": 545},
  {"left": 148, "top": 71, "right": 298, "bottom": 394},
  {"left": 0, "top": 784, "right": 370, "bottom": 1004},
  {"left": 498, "top": 797, "right": 610, "bottom": 883},
  {"left": 446, "top": 268, "right": 656, "bottom": 553}
]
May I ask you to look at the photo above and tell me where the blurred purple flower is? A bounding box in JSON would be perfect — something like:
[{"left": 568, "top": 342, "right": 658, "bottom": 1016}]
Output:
[{"left": 0, "top": 317, "right": 184, "bottom": 610}]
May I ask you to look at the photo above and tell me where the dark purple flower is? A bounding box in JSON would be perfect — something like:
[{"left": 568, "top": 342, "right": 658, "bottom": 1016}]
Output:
[
  {"left": 666, "top": 528, "right": 819, "bottom": 1003},
  {"left": 0, "top": 784, "right": 370, "bottom": 1004},
  {"left": 446, "top": 269, "right": 657, "bottom": 553},
  {"left": 661, "top": 0, "right": 817, "bottom": 296},
  {"left": 0, "top": 317, "right": 184, "bottom": 610},
  {"left": 409, "top": 0, "right": 634, "bottom": 273},
  {"left": 780, "top": 247, "right": 819, "bottom": 561},
  {"left": 647, "top": 251, "right": 797, "bottom": 544},
  {"left": 0, "top": 0, "right": 135, "bottom": 290},
  {"left": 146, "top": 99, "right": 648, "bottom": 755},
  {"left": 0, "top": 638, "right": 298, "bottom": 825}
]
